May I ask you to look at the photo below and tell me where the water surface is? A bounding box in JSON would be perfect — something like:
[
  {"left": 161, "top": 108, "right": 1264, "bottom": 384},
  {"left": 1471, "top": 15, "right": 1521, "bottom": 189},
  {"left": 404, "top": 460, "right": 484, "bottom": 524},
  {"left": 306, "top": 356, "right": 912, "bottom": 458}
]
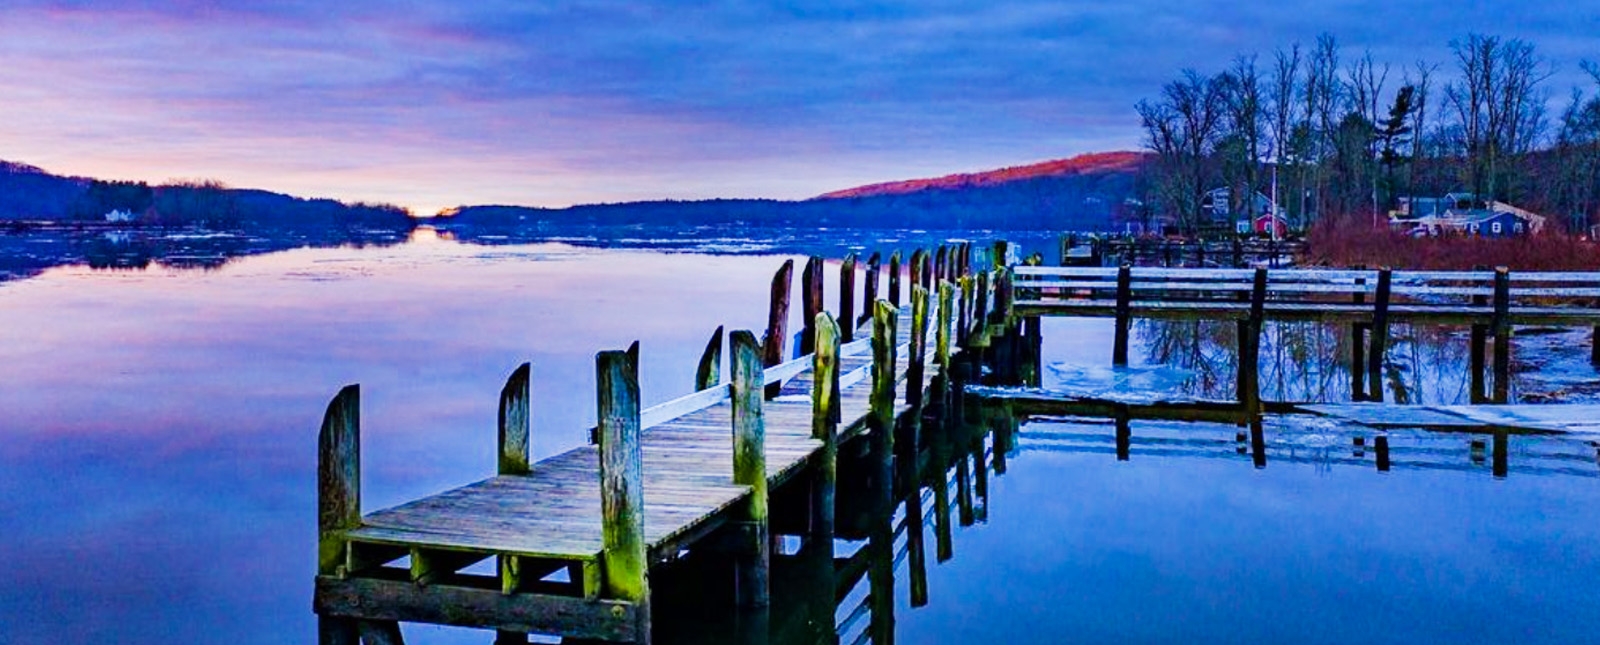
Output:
[{"left": 2, "top": 233, "right": 1597, "bottom": 644}]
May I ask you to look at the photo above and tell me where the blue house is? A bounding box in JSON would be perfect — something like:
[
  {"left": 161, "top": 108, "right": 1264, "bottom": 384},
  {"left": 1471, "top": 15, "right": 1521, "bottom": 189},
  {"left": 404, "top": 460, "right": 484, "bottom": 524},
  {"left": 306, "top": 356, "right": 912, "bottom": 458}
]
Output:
[{"left": 1460, "top": 211, "right": 1529, "bottom": 238}]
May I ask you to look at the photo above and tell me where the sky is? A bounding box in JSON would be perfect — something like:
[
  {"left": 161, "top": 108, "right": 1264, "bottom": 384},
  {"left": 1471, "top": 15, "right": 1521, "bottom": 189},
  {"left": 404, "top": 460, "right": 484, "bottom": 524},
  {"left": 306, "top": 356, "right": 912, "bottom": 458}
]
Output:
[{"left": 2, "top": 1, "right": 1598, "bottom": 215}]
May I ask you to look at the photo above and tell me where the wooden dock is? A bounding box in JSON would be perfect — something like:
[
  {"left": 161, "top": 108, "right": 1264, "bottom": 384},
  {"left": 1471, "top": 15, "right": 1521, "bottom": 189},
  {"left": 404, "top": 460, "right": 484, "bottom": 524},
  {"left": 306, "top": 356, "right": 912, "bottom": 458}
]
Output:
[
  {"left": 1012, "top": 265, "right": 1600, "bottom": 405},
  {"left": 312, "top": 240, "right": 1600, "bottom": 643},
  {"left": 313, "top": 245, "right": 1014, "bottom": 644}
]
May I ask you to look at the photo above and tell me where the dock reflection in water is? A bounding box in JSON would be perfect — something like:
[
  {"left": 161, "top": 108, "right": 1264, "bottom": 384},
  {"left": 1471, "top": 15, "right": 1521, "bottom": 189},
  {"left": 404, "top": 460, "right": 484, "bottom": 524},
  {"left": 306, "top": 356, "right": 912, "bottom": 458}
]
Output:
[{"left": 649, "top": 395, "right": 1600, "bottom": 645}]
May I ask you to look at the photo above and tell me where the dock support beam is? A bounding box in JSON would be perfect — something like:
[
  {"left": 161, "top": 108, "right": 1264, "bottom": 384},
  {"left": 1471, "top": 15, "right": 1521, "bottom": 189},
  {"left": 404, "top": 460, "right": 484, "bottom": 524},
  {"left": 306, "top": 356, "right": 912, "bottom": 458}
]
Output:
[
  {"left": 596, "top": 350, "right": 650, "bottom": 627},
  {"left": 729, "top": 331, "right": 770, "bottom": 608},
  {"left": 1113, "top": 264, "right": 1132, "bottom": 366},
  {"left": 1492, "top": 267, "right": 1512, "bottom": 404}
]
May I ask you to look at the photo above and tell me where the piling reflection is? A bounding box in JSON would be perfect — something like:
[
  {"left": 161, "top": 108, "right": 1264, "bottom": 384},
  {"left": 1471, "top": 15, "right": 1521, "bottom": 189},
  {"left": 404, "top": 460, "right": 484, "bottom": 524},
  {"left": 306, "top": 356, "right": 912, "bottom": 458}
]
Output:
[
  {"left": 649, "top": 376, "right": 1012, "bottom": 645},
  {"left": 1133, "top": 318, "right": 1529, "bottom": 404},
  {"left": 1009, "top": 403, "right": 1600, "bottom": 481}
]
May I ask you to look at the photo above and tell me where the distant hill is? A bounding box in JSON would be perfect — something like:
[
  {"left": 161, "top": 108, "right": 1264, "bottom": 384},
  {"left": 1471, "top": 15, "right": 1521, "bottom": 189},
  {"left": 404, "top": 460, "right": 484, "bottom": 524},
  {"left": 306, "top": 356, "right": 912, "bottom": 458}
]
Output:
[
  {"left": 441, "top": 151, "right": 1149, "bottom": 233},
  {"left": 0, "top": 159, "right": 414, "bottom": 232},
  {"left": 818, "top": 151, "right": 1149, "bottom": 199}
]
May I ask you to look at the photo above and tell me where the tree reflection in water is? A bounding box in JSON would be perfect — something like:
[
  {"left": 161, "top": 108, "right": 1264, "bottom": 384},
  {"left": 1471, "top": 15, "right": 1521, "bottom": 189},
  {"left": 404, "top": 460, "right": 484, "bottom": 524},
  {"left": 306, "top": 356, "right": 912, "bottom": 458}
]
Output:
[{"left": 1137, "top": 319, "right": 1480, "bottom": 404}]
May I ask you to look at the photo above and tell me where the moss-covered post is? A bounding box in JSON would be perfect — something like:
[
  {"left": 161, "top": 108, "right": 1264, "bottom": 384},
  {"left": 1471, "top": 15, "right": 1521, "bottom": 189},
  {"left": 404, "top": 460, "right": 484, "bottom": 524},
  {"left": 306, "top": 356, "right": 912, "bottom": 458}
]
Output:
[
  {"left": 317, "top": 384, "right": 361, "bottom": 644},
  {"left": 763, "top": 259, "right": 794, "bottom": 398},
  {"left": 695, "top": 326, "right": 723, "bottom": 391},
  {"left": 810, "top": 313, "right": 840, "bottom": 544},
  {"left": 992, "top": 240, "right": 1009, "bottom": 270},
  {"left": 596, "top": 350, "right": 648, "bottom": 614},
  {"left": 729, "top": 330, "right": 770, "bottom": 608},
  {"left": 1113, "top": 264, "right": 1132, "bottom": 366},
  {"left": 839, "top": 253, "right": 857, "bottom": 343},
  {"left": 907, "top": 285, "right": 930, "bottom": 409},
  {"left": 888, "top": 250, "right": 903, "bottom": 307},
  {"left": 318, "top": 384, "right": 361, "bottom": 578},
  {"left": 936, "top": 281, "right": 954, "bottom": 404},
  {"left": 870, "top": 300, "right": 899, "bottom": 449},
  {"left": 800, "top": 256, "right": 824, "bottom": 356},
  {"left": 909, "top": 248, "right": 926, "bottom": 295},
  {"left": 957, "top": 275, "right": 973, "bottom": 348},
  {"left": 498, "top": 363, "right": 531, "bottom": 477},
  {"left": 1366, "top": 268, "right": 1392, "bottom": 403},
  {"left": 495, "top": 365, "right": 532, "bottom": 642},
  {"left": 1492, "top": 266, "right": 1512, "bottom": 404}
]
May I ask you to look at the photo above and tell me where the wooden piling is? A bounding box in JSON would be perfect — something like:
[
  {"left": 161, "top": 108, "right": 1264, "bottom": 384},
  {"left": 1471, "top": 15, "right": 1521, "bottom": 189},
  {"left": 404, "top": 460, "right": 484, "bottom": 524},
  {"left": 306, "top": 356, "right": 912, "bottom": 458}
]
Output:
[
  {"left": 862, "top": 252, "right": 881, "bottom": 327},
  {"left": 957, "top": 276, "right": 973, "bottom": 347},
  {"left": 910, "top": 249, "right": 926, "bottom": 295},
  {"left": 1375, "top": 434, "right": 1390, "bottom": 472},
  {"left": 695, "top": 326, "right": 723, "bottom": 391},
  {"left": 870, "top": 300, "right": 899, "bottom": 456},
  {"left": 763, "top": 259, "right": 794, "bottom": 398},
  {"left": 992, "top": 240, "right": 1008, "bottom": 269},
  {"left": 908, "top": 285, "right": 930, "bottom": 409},
  {"left": 800, "top": 256, "right": 824, "bottom": 355},
  {"left": 839, "top": 254, "right": 857, "bottom": 343},
  {"left": 595, "top": 350, "right": 648, "bottom": 609},
  {"left": 1367, "top": 268, "right": 1392, "bottom": 403},
  {"left": 318, "top": 384, "right": 361, "bottom": 582},
  {"left": 1470, "top": 265, "right": 1488, "bottom": 403},
  {"left": 729, "top": 330, "right": 770, "bottom": 608},
  {"left": 936, "top": 282, "right": 954, "bottom": 393},
  {"left": 935, "top": 246, "right": 948, "bottom": 283},
  {"left": 1351, "top": 267, "right": 1367, "bottom": 402},
  {"left": 1492, "top": 266, "right": 1512, "bottom": 404},
  {"left": 498, "top": 363, "right": 531, "bottom": 476},
  {"left": 1238, "top": 268, "right": 1268, "bottom": 417},
  {"left": 810, "top": 313, "right": 839, "bottom": 543},
  {"left": 972, "top": 270, "right": 990, "bottom": 346},
  {"left": 1113, "top": 264, "right": 1132, "bottom": 366},
  {"left": 889, "top": 251, "right": 903, "bottom": 307}
]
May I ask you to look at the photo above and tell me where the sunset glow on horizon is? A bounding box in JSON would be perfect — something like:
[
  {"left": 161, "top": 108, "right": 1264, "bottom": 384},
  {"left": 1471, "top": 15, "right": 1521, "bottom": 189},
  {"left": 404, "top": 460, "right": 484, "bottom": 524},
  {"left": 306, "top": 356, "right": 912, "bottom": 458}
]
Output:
[{"left": 3, "top": 1, "right": 1597, "bottom": 215}]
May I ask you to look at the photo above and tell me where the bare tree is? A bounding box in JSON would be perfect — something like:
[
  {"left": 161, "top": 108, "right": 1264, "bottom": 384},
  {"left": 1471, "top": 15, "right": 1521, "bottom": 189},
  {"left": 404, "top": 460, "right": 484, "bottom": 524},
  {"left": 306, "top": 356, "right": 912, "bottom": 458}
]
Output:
[
  {"left": 1220, "top": 55, "right": 1266, "bottom": 224},
  {"left": 1302, "top": 33, "right": 1343, "bottom": 221},
  {"left": 1346, "top": 50, "right": 1390, "bottom": 218},
  {"left": 1269, "top": 44, "right": 1303, "bottom": 227},
  {"left": 1446, "top": 34, "right": 1553, "bottom": 203},
  {"left": 1137, "top": 69, "right": 1227, "bottom": 234},
  {"left": 1405, "top": 61, "right": 1439, "bottom": 196}
]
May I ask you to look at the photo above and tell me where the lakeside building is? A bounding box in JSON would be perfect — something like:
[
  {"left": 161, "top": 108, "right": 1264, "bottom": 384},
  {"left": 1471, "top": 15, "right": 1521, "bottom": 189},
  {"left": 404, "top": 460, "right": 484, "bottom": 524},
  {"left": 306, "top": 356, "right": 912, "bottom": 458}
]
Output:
[{"left": 1390, "top": 195, "right": 1547, "bottom": 238}]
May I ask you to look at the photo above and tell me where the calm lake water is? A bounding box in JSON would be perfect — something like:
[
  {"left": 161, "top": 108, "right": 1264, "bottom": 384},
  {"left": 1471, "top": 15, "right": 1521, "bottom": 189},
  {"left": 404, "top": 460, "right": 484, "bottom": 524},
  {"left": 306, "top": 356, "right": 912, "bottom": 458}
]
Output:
[{"left": 2, "top": 229, "right": 1598, "bottom": 644}]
